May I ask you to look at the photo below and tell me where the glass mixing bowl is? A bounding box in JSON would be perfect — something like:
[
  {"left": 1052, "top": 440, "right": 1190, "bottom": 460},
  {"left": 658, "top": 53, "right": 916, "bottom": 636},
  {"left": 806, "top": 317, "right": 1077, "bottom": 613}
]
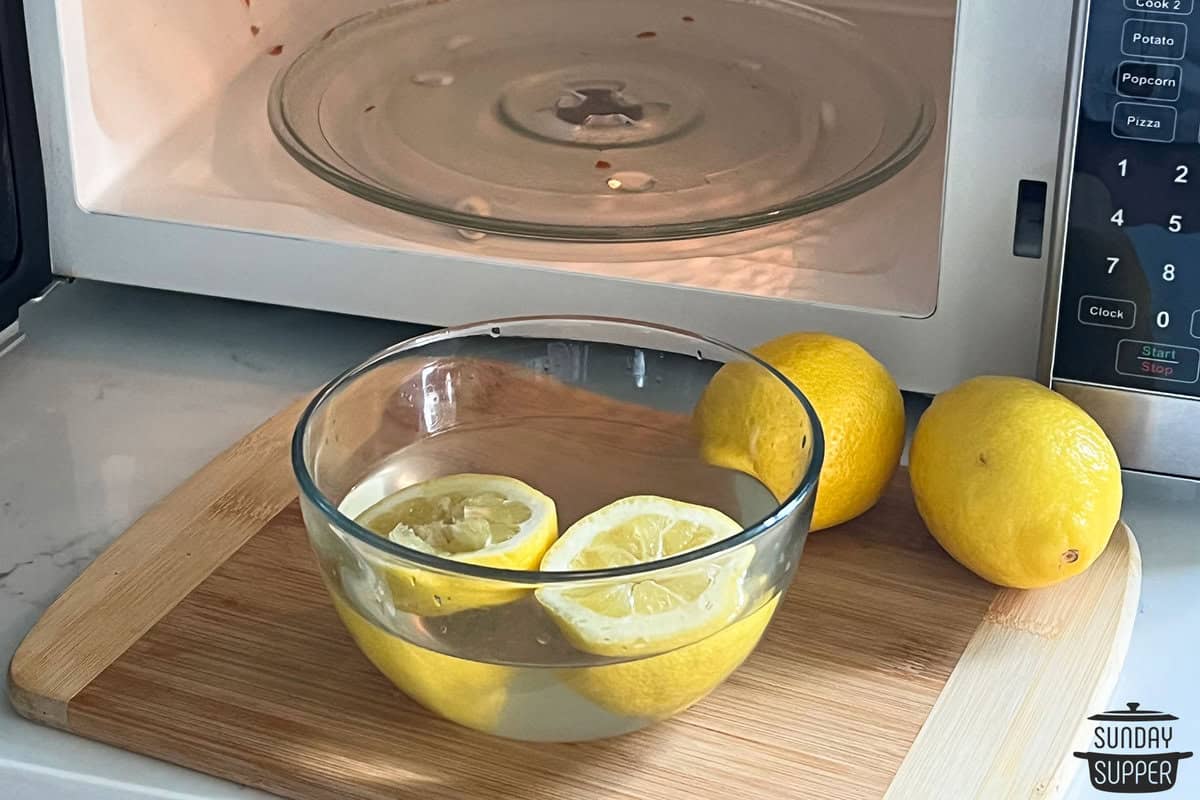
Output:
[{"left": 292, "top": 317, "right": 822, "bottom": 741}]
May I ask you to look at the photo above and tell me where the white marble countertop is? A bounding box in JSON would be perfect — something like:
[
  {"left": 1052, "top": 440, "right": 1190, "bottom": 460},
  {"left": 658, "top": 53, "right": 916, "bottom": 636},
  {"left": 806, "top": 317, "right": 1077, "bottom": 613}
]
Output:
[{"left": 0, "top": 281, "right": 1197, "bottom": 799}]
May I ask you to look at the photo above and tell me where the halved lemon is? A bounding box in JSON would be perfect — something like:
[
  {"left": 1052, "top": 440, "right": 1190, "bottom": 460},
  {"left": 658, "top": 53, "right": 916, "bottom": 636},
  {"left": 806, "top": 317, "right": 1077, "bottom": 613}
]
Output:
[
  {"left": 565, "top": 595, "right": 779, "bottom": 721},
  {"left": 354, "top": 473, "right": 558, "bottom": 615},
  {"left": 535, "top": 495, "right": 769, "bottom": 720},
  {"left": 535, "top": 496, "right": 751, "bottom": 658},
  {"left": 331, "top": 594, "right": 513, "bottom": 733}
]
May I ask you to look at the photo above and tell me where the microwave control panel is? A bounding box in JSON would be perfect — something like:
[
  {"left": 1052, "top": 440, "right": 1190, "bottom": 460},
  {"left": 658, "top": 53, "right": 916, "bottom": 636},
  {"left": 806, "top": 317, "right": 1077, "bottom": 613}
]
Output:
[{"left": 1054, "top": 0, "right": 1200, "bottom": 397}]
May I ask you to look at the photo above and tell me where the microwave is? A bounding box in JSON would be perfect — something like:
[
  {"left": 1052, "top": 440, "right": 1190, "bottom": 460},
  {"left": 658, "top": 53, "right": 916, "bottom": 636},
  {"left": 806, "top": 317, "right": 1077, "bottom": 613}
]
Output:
[{"left": 0, "top": 0, "right": 1197, "bottom": 478}]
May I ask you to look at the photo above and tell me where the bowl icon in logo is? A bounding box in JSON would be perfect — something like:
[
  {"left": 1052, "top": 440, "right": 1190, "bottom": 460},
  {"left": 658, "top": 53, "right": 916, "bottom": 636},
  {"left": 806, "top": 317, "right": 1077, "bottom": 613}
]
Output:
[{"left": 1074, "top": 702, "right": 1192, "bottom": 793}]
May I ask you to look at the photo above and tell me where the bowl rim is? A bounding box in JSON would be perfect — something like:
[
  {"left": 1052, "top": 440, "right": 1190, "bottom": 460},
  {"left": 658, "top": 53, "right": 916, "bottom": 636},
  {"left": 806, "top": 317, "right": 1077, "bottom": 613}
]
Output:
[{"left": 290, "top": 314, "right": 824, "bottom": 585}]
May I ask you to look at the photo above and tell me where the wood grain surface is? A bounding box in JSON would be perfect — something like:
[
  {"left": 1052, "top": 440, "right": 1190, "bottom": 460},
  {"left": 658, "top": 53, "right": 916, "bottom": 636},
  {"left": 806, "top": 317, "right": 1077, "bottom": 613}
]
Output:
[
  {"left": 7, "top": 361, "right": 1141, "bottom": 799},
  {"left": 6, "top": 394, "right": 313, "bottom": 730},
  {"left": 886, "top": 522, "right": 1139, "bottom": 800},
  {"left": 67, "top": 476, "right": 994, "bottom": 800}
]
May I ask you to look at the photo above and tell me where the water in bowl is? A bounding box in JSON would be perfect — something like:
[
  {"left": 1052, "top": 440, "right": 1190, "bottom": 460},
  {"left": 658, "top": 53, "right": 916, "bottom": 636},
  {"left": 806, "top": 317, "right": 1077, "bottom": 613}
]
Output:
[{"left": 318, "top": 416, "right": 787, "bottom": 741}]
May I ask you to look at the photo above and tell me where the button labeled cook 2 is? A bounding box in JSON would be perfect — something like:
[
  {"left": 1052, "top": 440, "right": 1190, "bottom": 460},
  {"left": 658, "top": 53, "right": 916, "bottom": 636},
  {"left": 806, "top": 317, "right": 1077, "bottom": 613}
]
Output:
[
  {"left": 1079, "top": 296, "right": 1137, "bottom": 329},
  {"left": 1125, "top": 0, "right": 1194, "bottom": 14},
  {"left": 1116, "top": 339, "right": 1200, "bottom": 383},
  {"left": 1122, "top": 19, "right": 1189, "bottom": 60},
  {"left": 1117, "top": 61, "right": 1183, "bottom": 101},
  {"left": 1113, "top": 102, "right": 1176, "bottom": 142}
]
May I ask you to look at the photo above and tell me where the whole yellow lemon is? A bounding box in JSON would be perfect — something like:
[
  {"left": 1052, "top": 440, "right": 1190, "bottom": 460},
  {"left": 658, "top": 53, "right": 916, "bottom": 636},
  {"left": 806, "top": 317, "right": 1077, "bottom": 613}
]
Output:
[
  {"left": 909, "top": 376, "right": 1122, "bottom": 589},
  {"left": 695, "top": 332, "right": 905, "bottom": 531}
]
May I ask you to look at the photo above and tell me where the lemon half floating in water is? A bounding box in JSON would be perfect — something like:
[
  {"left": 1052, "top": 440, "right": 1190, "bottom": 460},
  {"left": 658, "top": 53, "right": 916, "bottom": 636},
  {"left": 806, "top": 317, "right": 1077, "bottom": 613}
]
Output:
[
  {"left": 537, "top": 496, "right": 748, "bottom": 656},
  {"left": 537, "top": 496, "right": 770, "bottom": 720},
  {"left": 564, "top": 595, "right": 779, "bottom": 721},
  {"left": 354, "top": 473, "right": 558, "bottom": 615},
  {"left": 331, "top": 594, "right": 513, "bottom": 733}
]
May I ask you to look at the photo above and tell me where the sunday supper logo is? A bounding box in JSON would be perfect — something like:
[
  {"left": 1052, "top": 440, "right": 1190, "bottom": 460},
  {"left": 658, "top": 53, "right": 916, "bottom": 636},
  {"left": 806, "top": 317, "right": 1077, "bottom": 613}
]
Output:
[{"left": 1074, "top": 703, "right": 1192, "bottom": 794}]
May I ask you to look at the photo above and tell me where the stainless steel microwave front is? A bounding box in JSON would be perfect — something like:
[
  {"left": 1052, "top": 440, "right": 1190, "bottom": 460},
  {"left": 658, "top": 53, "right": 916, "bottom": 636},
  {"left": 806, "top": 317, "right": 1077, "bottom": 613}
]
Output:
[
  {"left": 1043, "top": 0, "right": 1200, "bottom": 478},
  {"left": 24, "top": 0, "right": 1075, "bottom": 394}
]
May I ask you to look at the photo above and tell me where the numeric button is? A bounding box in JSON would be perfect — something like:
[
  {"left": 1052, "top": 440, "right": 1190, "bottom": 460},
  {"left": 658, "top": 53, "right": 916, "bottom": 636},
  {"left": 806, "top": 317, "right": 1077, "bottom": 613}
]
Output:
[{"left": 1079, "top": 296, "right": 1137, "bottom": 329}]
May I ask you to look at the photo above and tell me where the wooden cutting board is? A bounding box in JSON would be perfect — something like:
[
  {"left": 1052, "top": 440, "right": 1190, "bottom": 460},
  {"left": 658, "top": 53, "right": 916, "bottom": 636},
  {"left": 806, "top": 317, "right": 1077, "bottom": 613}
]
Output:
[{"left": 7, "top": 375, "right": 1141, "bottom": 800}]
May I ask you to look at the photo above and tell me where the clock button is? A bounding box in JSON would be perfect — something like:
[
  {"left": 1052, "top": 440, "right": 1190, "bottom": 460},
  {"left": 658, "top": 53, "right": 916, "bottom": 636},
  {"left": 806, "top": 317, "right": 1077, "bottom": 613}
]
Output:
[{"left": 1079, "top": 296, "right": 1137, "bottom": 329}]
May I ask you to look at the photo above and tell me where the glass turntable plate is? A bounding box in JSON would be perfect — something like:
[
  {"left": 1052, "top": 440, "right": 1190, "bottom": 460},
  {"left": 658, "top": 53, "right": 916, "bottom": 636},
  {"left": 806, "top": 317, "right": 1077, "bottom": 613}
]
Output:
[{"left": 269, "top": 0, "right": 934, "bottom": 242}]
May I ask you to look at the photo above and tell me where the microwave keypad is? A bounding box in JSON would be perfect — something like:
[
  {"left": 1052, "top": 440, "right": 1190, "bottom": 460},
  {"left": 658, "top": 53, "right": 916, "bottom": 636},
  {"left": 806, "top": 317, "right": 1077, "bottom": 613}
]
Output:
[{"left": 1054, "top": 0, "right": 1200, "bottom": 397}]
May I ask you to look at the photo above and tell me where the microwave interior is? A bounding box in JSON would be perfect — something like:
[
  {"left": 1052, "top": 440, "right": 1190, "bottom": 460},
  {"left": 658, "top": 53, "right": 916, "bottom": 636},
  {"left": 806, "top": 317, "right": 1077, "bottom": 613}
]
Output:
[{"left": 56, "top": 0, "right": 956, "bottom": 319}]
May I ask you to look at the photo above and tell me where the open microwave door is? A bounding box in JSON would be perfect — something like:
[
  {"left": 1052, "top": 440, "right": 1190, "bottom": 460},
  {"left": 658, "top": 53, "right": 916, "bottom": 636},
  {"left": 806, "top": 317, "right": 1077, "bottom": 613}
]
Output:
[{"left": 0, "top": 0, "right": 49, "bottom": 334}]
